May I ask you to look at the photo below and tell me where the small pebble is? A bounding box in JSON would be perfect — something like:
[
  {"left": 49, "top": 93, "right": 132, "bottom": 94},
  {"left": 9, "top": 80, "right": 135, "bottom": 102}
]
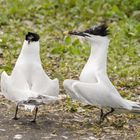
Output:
[
  {"left": 14, "top": 134, "right": 23, "bottom": 139},
  {"left": 0, "top": 128, "right": 6, "bottom": 132},
  {"left": 62, "top": 135, "right": 68, "bottom": 139}
]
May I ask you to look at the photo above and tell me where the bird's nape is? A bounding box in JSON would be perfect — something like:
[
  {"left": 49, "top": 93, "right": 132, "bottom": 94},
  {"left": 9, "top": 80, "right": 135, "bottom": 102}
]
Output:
[{"left": 85, "top": 24, "right": 109, "bottom": 36}]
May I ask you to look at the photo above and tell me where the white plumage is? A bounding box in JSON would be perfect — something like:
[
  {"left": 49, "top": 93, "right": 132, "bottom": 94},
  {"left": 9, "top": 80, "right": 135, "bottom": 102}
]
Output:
[
  {"left": 0, "top": 32, "right": 59, "bottom": 121},
  {"left": 63, "top": 25, "right": 140, "bottom": 122}
]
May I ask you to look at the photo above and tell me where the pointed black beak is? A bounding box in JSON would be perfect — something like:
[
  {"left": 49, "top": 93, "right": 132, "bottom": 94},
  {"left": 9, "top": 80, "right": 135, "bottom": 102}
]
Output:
[{"left": 68, "top": 31, "right": 90, "bottom": 37}]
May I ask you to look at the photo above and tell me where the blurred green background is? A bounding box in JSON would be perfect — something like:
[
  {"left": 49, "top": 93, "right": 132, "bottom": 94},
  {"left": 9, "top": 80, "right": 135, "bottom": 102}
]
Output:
[{"left": 0, "top": 0, "right": 140, "bottom": 99}]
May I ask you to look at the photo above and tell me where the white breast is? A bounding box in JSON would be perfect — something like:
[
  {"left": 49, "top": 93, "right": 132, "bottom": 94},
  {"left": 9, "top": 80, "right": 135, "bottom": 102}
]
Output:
[{"left": 79, "top": 62, "right": 98, "bottom": 83}]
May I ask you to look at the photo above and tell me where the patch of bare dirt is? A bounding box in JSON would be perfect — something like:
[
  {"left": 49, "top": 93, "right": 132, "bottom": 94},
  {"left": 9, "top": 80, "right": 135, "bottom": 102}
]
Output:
[{"left": 0, "top": 95, "right": 140, "bottom": 140}]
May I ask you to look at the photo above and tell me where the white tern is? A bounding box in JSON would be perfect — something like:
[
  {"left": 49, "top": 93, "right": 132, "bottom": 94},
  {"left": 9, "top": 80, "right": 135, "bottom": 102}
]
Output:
[
  {"left": 1, "top": 32, "right": 59, "bottom": 122},
  {"left": 63, "top": 25, "right": 140, "bottom": 122}
]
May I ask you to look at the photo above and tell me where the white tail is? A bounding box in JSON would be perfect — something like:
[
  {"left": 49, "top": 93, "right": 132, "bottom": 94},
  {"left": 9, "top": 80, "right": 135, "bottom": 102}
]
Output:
[{"left": 125, "top": 99, "right": 140, "bottom": 114}]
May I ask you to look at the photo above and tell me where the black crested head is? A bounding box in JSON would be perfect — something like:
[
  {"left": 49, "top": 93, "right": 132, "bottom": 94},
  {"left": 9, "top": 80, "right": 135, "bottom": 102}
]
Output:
[
  {"left": 69, "top": 24, "right": 109, "bottom": 37},
  {"left": 83, "top": 24, "right": 109, "bottom": 36},
  {"left": 25, "top": 32, "right": 40, "bottom": 42}
]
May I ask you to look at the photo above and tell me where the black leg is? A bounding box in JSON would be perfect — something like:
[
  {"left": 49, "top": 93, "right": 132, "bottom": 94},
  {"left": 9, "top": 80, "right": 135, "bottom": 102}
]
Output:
[
  {"left": 31, "top": 106, "right": 38, "bottom": 123},
  {"left": 13, "top": 104, "right": 19, "bottom": 120},
  {"left": 101, "top": 108, "right": 115, "bottom": 122},
  {"left": 100, "top": 109, "right": 104, "bottom": 119},
  {"left": 99, "top": 109, "right": 104, "bottom": 123}
]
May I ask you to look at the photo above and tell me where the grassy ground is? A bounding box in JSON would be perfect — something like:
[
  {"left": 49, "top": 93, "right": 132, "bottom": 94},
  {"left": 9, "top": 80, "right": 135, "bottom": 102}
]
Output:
[{"left": 0, "top": 0, "right": 140, "bottom": 139}]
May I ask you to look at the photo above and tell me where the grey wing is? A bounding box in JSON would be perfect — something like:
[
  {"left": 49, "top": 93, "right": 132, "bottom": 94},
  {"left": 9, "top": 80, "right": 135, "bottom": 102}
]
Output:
[
  {"left": 1, "top": 71, "right": 37, "bottom": 101},
  {"left": 30, "top": 64, "right": 59, "bottom": 97},
  {"left": 63, "top": 79, "right": 92, "bottom": 105}
]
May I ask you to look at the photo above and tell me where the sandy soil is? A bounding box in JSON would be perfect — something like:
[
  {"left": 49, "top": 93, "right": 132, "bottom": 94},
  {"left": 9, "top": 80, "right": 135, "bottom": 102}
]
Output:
[{"left": 0, "top": 95, "right": 140, "bottom": 140}]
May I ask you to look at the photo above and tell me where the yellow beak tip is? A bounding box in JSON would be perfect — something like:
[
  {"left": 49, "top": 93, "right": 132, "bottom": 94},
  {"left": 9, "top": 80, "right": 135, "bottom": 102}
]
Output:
[{"left": 63, "top": 31, "right": 69, "bottom": 35}]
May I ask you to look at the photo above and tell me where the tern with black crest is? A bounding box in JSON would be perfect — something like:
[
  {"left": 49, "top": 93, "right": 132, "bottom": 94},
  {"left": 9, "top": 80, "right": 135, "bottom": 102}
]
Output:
[
  {"left": 63, "top": 24, "right": 140, "bottom": 122},
  {"left": 1, "top": 32, "right": 59, "bottom": 122}
]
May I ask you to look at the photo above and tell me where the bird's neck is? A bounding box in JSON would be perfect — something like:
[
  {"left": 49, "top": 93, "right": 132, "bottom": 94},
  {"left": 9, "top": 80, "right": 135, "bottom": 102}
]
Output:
[
  {"left": 80, "top": 38, "right": 109, "bottom": 82},
  {"left": 88, "top": 40, "right": 109, "bottom": 73},
  {"left": 18, "top": 41, "right": 41, "bottom": 63}
]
